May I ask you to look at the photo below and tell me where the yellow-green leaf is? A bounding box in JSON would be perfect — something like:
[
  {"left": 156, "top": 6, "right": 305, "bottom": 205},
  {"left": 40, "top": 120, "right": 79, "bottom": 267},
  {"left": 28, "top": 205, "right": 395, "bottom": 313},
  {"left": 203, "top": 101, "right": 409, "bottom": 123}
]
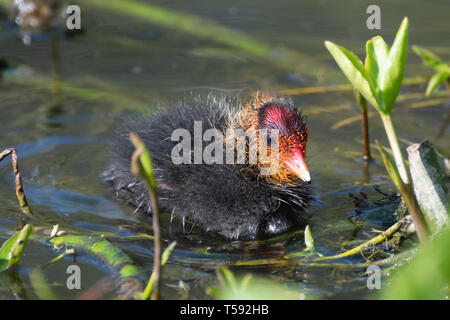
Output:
[
  {"left": 380, "top": 226, "right": 450, "bottom": 299},
  {"left": 141, "top": 241, "right": 177, "bottom": 299},
  {"left": 379, "top": 17, "right": 409, "bottom": 114},
  {"left": 425, "top": 70, "right": 450, "bottom": 96},
  {"left": 375, "top": 141, "right": 403, "bottom": 191},
  {"left": 365, "top": 36, "right": 389, "bottom": 84},
  {"left": 304, "top": 225, "right": 314, "bottom": 251},
  {"left": 325, "top": 41, "right": 379, "bottom": 109},
  {"left": 0, "top": 224, "right": 33, "bottom": 272},
  {"left": 130, "top": 133, "right": 157, "bottom": 192},
  {"left": 412, "top": 45, "right": 450, "bottom": 73}
]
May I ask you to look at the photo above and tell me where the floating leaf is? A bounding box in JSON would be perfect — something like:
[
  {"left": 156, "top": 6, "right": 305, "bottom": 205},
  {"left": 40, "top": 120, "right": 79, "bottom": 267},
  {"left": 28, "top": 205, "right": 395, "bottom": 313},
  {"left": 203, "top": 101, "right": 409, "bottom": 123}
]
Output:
[
  {"left": 378, "top": 17, "right": 409, "bottom": 114},
  {"left": 0, "top": 224, "right": 33, "bottom": 272},
  {"left": 324, "top": 41, "right": 379, "bottom": 109}
]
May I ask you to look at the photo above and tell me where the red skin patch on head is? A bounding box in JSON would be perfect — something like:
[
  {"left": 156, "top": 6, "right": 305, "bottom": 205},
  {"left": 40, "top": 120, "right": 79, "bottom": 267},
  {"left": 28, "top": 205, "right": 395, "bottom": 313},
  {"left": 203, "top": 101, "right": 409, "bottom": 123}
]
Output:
[
  {"left": 260, "top": 105, "right": 303, "bottom": 135},
  {"left": 259, "top": 104, "right": 308, "bottom": 155}
]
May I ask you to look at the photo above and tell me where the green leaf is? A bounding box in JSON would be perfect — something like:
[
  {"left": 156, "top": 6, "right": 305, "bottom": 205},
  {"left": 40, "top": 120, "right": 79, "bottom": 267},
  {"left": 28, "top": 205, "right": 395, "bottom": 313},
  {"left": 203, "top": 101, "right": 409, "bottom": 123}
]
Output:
[
  {"left": 209, "top": 267, "right": 302, "bottom": 300},
  {"left": 365, "top": 36, "right": 389, "bottom": 84},
  {"left": 378, "top": 17, "right": 409, "bottom": 114},
  {"left": 50, "top": 235, "right": 141, "bottom": 278},
  {"left": 324, "top": 41, "right": 379, "bottom": 109},
  {"left": 304, "top": 225, "right": 315, "bottom": 251},
  {"left": 375, "top": 140, "right": 403, "bottom": 191},
  {"left": 130, "top": 133, "right": 157, "bottom": 193},
  {"left": 425, "top": 70, "right": 450, "bottom": 96},
  {"left": 412, "top": 45, "right": 450, "bottom": 73},
  {"left": 141, "top": 241, "right": 177, "bottom": 299},
  {"left": 219, "top": 266, "right": 238, "bottom": 290},
  {"left": 29, "top": 268, "right": 58, "bottom": 300},
  {"left": 380, "top": 226, "right": 450, "bottom": 299},
  {"left": 0, "top": 224, "right": 33, "bottom": 272}
]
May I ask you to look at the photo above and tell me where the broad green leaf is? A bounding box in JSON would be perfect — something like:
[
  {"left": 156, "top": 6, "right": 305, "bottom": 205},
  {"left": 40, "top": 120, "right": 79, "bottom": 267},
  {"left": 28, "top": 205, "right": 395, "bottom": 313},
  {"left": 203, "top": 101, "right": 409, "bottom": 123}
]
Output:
[
  {"left": 412, "top": 45, "right": 450, "bottom": 73},
  {"left": 380, "top": 226, "right": 450, "bottom": 299},
  {"left": 0, "top": 224, "right": 33, "bottom": 272},
  {"left": 379, "top": 17, "right": 409, "bottom": 114},
  {"left": 304, "top": 225, "right": 314, "bottom": 251},
  {"left": 324, "top": 41, "right": 379, "bottom": 109},
  {"left": 425, "top": 70, "right": 450, "bottom": 96},
  {"left": 365, "top": 36, "right": 389, "bottom": 84}
]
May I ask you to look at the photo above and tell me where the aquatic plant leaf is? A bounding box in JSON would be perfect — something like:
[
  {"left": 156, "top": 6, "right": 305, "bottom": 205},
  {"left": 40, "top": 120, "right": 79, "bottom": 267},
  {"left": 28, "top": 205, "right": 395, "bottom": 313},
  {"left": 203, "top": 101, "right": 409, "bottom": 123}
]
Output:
[
  {"left": 209, "top": 267, "right": 301, "bottom": 300},
  {"left": 0, "top": 224, "right": 33, "bottom": 272},
  {"left": 365, "top": 36, "right": 389, "bottom": 85},
  {"left": 425, "top": 70, "right": 450, "bottom": 96},
  {"left": 130, "top": 133, "right": 157, "bottom": 193},
  {"left": 141, "top": 241, "right": 177, "bottom": 299},
  {"left": 412, "top": 45, "right": 450, "bottom": 73},
  {"left": 378, "top": 17, "right": 409, "bottom": 114},
  {"left": 380, "top": 226, "right": 450, "bottom": 299},
  {"left": 324, "top": 41, "right": 379, "bottom": 109},
  {"left": 315, "top": 219, "right": 405, "bottom": 261},
  {"left": 50, "top": 235, "right": 140, "bottom": 278},
  {"left": 304, "top": 225, "right": 314, "bottom": 251},
  {"left": 29, "top": 267, "right": 58, "bottom": 300},
  {"left": 218, "top": 266, "right": 238, "bottom": 290},
  {"left": 375, "top": 141, "right": 403, "bottom": 192}
]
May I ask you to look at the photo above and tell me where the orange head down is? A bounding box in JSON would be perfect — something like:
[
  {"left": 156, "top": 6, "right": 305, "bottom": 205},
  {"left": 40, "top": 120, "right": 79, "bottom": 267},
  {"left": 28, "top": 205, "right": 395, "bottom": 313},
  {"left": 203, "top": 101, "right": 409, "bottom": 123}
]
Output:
[{"left": 227, "top": 94, "right": 310, "bottom": 185}]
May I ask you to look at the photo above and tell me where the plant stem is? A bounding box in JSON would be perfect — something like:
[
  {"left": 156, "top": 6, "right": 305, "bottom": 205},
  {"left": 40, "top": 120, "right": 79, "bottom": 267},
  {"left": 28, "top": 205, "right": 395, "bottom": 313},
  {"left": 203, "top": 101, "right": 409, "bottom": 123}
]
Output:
[
  {"left": 129, "top": 133, "right": 162, "bottom": 300},
  {"left": 0, "top": 148, "right": 33, "bottom": 217},
  {"left": 398, "top": 183, "right": 430, "bottom": 244},
  {"left": 315, "top": 217, "right": 409, "bottom": 261},
  {"left": 358, "top": 94, "right": 371, "bottom": 161},
  {"left": 354, "top": 91, "right": 371, "bottom": 161},
  {"left": 375, "top": 125, "right": 431, "bottom": 244},
  {"left": 380, "top": 114, "right": 410, "bottom": 185},
  {"left": 436, "top": 79, "right": 450, "bottom": 138},
  {"left": 148, "top": 184, "right": 161, "bottom": 300},
  {"left": 361, "top": 108, "right": 371, "bottom": 161}
]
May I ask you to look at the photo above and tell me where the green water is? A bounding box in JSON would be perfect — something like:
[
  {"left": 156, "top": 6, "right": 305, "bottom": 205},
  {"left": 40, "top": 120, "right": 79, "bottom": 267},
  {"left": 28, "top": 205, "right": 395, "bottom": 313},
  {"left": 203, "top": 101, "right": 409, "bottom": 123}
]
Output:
[{"left": 0, "top": 0, "right": 448, "bottom": 299}]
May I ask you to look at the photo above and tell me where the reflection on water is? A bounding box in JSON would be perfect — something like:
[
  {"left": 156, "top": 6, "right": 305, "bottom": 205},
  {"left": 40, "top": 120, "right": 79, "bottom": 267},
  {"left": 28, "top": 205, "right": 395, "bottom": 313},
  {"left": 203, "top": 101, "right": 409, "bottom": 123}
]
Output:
[{"left": 0, "top": 0, "right": 449, "bottom": 299}]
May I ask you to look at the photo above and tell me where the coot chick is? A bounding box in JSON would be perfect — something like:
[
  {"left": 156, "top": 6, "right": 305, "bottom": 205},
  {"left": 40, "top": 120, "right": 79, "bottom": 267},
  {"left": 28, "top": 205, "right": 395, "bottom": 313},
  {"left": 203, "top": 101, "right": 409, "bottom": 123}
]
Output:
[{"left": 108, "top": 94, "right": 312, "bottom": 239}]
